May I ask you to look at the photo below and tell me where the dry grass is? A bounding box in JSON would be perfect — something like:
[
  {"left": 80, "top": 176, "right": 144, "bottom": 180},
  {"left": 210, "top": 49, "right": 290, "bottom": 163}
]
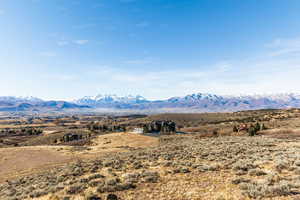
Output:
[
  {"left": 0, "top": 132, "right": 159, "bottom": 184},
  {"left": 2, "top": 109, "right": 300, "bottom": 199},
  {"left": 0, "top": 145, "right": 73, "bottom": 183},
  {"left": 260, "top": 128, "right": 300, "bottom": 139},
  {"left": 2, "top": 135, "right": 300, "bottom": 199}
]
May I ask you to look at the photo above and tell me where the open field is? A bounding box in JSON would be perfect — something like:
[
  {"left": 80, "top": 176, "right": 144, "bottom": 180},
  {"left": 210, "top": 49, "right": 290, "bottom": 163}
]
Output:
[
  {"left": 1, "top": 109, "right": 300, "bottom": 199},
  {"left": 0, "top": 132, "right": 158, "bottom": 183},
  {"left": 0, "top": 146, "right": 73, "bottom": 182}
]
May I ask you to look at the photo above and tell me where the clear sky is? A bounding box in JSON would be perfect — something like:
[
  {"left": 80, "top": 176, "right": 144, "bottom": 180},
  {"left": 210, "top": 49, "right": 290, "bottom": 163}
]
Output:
[{"left": 1, "top": 0, "right": 300, "bottom": 100}]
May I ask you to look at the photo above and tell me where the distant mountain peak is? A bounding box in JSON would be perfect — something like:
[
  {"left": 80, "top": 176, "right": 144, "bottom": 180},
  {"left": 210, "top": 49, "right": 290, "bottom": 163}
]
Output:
[
  {"left": 75, "top": 94, "right": 147, "bottom": 104},
  {"left": 74, "top": 92, "right": 300, "bottom": 112},
  {"left": 1, "top": 93, "right": 300, "bottom": 113}
]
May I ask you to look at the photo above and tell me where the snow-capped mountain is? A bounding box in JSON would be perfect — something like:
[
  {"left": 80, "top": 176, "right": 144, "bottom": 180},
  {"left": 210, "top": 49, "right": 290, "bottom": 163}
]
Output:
[
  {"left": 167, "top": 93, "right": 224, "bottom": 103},
  {"left": 74, "top": 93, "right": 300, "bottom": 112},
  {"left": 2, "top": 93, "right": 300, "bottom": 113},
  {"left": 75, "top": 94, "right": 148, "bottom": 106},
  {"left": 160, "top": 93, "right": 300, "bottom": 112},
  {"left": 0, "top": 96, "right": 88, "bottom": 112}
]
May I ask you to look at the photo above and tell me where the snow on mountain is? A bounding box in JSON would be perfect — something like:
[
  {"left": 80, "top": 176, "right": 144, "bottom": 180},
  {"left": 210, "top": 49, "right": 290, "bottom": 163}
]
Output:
[
  {"left": 1, "top": 93, "right": 300, "bottom": 113},
  {"left": 168, "top": 93, "right": 223, "bottom": 102},
  {"left": 0, "top": 96, "right": 87, "bottom": 112},
  {"left": 75, "top": 94, "right": 148, "bottom": 105},
  {"left": 74, "top": 93, "right": 300, "bottom": 112}
]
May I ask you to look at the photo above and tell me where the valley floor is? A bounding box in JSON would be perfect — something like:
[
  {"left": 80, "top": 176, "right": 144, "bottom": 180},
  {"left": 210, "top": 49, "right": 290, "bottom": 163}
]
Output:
[{"left": 2, "top": 132, "right": 300, "bottom": 200}]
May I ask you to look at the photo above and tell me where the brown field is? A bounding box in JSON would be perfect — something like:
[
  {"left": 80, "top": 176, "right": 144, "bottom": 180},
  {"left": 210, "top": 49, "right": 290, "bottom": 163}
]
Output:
[
  {"left": 0, "top": 132, "right": 158, "bottom": 184},
  {"left": 0, "top": 146, "right": 73, "bottom": 182}
]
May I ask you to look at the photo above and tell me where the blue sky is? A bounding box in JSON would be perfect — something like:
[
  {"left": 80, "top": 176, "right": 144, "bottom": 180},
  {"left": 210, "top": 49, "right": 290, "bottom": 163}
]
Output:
[{"left": 1, "top": 0, "right": 300, "bottom": 100}]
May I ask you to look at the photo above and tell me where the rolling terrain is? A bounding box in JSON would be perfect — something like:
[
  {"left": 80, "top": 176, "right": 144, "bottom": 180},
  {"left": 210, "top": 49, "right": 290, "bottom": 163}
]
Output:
[{"left": 1, "top": 109, "right": 300, "bottom": 199}]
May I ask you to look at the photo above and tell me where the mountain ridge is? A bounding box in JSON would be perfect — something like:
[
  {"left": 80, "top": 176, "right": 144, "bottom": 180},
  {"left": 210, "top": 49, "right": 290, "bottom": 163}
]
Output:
[
  {"left": 1, "top": 93, "right": 300, "bottom": 113},
  {"left": 0, "top": 97, "right": 89, "bottom": 112},
  {"left": 74, "top": 93, "right": 300, "bottom": 112}
]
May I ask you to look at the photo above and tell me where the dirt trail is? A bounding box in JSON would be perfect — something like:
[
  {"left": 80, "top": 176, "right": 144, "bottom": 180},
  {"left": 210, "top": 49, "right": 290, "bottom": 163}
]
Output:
[{"left": 0, "top": 132, "right": 158, "bottom": 183}]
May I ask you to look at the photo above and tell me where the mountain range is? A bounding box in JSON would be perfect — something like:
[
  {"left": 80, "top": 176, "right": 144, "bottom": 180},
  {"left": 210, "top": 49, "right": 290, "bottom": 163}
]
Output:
[
  {"left": 74, "top": 93, "right": 300, "bottom": 112},
  {"left": 1, "top": 93, "right": 300, "bottom": 113},
  {"left": 0, "top": 96, "right": 88, "bottom": 112}
]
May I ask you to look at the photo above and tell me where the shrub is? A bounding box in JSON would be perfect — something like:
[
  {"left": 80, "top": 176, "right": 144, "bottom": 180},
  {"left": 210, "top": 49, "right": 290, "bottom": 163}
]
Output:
[
  {"left": 248, "top": 126, "right": 257, "bottom": 136},
  {"left": 241, "top": 181, "right": 293, "bottom": 198},
  {"left": 84, "top": 192, "right": 102, "bottom": 200},
  {"left": 106, "top": 194, "right": 118, "bottom": 200},
  {"left": 89, "top": 180, "right": 104, "bottom": 187},
  {"left": 275, "top": 160, "right": 290, "bottom": 172},
  {"left": 66, "top": 184, "right": 85, "bottom": 194},
  {"left": 140, "top": 171, "right": 160, "bottom": 183},
  {"left": 198, "top": 164, "right": 218, "bottom": 172},
  {"left": 231, "top": 177, "right": 251, "bottom": 185},
  {"left": 248, "top": 169, "right": 267, "bottom": 176},
  {"left": 233, "top": 161, "right": 257, "bottom": 171},
  {"left": 233, "top": 125, "right": 239, "bottom": 132}
]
